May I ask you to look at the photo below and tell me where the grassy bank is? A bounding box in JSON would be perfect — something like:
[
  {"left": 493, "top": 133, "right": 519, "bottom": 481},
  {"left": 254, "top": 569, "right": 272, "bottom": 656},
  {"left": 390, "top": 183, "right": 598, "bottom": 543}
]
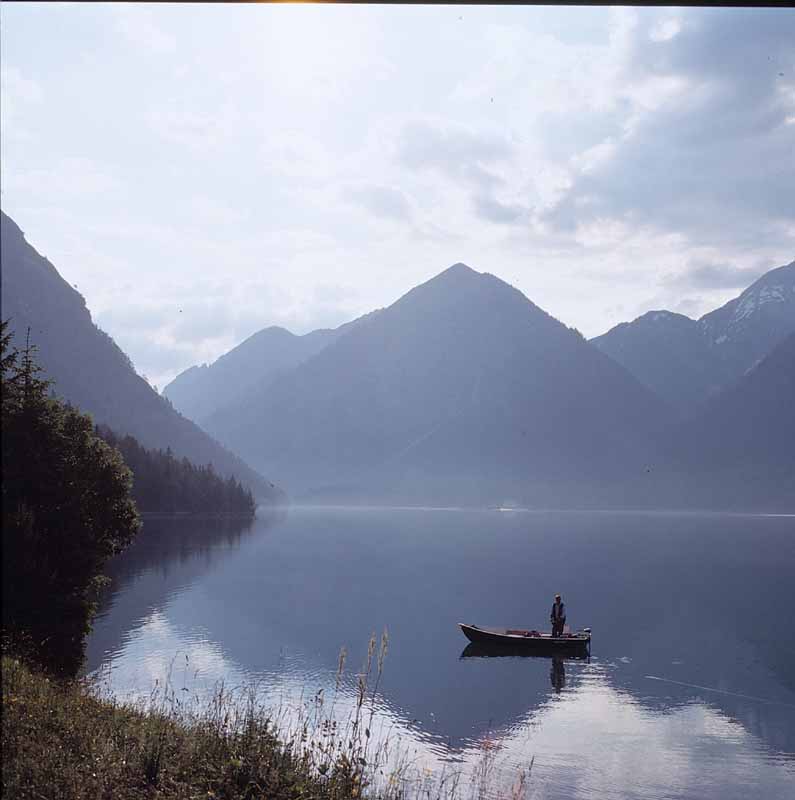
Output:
[
  {"left": 2, "top": 633, "right": 523, "bottom": 800},
  {"left": 1, "top": 654, "right": 381, "bottom": 800}
]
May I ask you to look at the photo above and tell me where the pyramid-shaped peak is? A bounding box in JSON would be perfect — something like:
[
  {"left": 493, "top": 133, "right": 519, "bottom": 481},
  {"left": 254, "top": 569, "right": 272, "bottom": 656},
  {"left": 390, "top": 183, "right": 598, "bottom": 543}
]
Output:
[
  {"left": 418, "top": 262, "right": 485, "bottom": 292},
  {"left": 442, "top": 262, "right": 479, "bottom": 278},
  {"left": 401, "top": 262, "right": 487, "bottom": 302}
]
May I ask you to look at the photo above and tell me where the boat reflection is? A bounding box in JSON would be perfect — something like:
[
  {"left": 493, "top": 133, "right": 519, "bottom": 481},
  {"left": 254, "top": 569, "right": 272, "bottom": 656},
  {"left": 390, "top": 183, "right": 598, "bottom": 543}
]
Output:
[
  {"left": 460, "top": 642, "right": 590, "bottom": 662},
  {"left": 551, "top": 655, "right": 565, "bottom": 693},
  {"left": 459, "top": 645, "right": 591, "bottom": 695}
]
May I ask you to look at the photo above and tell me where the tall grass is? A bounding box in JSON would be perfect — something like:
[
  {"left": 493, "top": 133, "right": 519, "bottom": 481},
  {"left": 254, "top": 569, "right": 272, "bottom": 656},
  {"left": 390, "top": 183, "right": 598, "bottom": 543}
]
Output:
[{"left": 2, "top": 633, "right": 533, "bottom": 800}]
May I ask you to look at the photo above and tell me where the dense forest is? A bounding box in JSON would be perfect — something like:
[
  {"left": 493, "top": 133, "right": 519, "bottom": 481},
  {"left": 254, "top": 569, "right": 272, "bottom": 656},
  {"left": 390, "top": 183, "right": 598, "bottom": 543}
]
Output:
[
  {"left": 96, "top": 427, "right": 256, "bottom": 515},
  {"left": 1, "top": 322, "right": 140, "bottom": 674}
]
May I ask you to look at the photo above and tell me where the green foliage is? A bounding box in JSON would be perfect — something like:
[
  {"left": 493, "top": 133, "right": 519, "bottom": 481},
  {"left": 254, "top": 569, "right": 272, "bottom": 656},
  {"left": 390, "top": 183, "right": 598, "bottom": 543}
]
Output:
[
  {"left": 1, "top": 321, "right": 141, "bottom": 676},
  {"left": 96, "top": 426, "right": 256, "bottom": 514}
]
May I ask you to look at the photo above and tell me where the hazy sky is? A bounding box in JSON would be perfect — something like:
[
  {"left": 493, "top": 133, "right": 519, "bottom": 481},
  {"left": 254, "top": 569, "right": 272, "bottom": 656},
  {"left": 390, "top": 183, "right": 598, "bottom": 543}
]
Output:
[{"left": 2, "top": 4, "right": 793, "bottom": 389}]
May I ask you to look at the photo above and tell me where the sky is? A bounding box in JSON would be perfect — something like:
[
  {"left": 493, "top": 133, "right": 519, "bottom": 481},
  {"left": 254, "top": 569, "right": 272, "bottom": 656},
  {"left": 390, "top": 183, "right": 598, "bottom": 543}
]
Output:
[{"left": 2, "top": 4, "right": 793, "bottom": 390}]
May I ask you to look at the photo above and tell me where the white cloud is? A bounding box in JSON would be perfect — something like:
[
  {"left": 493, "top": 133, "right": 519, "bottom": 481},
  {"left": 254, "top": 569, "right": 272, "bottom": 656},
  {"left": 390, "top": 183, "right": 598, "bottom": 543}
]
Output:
[
  {"left": 650, "top": 17, "right": 682, "bottom": 43},
  {"left": 1, "top": 5, "right": 792, "bottom": 383},
  {"left": 0, "top": 65, "right": 43, "bottom": 147}
]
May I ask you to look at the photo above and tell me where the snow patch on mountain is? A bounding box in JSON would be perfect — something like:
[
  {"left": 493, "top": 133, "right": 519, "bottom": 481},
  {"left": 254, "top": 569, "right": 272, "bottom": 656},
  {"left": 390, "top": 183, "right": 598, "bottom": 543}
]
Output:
[{"left": 733, "top": 284, "right": 789, "bottom": 324}]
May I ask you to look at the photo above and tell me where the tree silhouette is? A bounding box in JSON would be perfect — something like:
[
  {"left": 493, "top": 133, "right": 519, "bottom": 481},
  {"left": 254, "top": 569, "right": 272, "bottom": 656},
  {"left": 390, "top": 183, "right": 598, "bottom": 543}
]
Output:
[{"left": 1, "top": 321, "right": 140, "bottom": 675}]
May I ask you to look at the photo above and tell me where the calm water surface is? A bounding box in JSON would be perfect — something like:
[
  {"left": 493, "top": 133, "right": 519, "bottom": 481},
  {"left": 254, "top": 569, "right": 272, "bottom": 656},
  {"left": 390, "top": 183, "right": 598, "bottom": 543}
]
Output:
[{"left": 86, "top": 508, "right": 795, "bottom": 799}]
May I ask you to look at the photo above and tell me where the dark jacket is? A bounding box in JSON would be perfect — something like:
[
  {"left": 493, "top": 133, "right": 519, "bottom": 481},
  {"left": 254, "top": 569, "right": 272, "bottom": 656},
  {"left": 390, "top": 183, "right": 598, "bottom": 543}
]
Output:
[{"left": 551, "top": 601, "right": 566, "bottom": 622}]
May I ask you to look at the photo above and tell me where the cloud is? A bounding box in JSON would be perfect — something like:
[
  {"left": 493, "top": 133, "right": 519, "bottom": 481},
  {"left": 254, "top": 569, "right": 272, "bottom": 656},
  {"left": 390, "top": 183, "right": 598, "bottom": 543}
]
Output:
[
  {"left": 91, "top": 270, "right": 365, "bottom": 389},
  {"left": 396, "top": 120, "right": 515, "bottom": 186},
  {"left": 473, "top": 193, "right": 528, "bottom": 225},
  {"left": 146, "top": 107, "right": 244, "bottom": 154},
  {"left": 663, "top": 260, "right": 768, "bottom": 290},
  {"left": 395, "top": 119, "right": 536, "bottom": 226},
  {"left": 544, "top": 9, "right": 795, "bottom": 250},
  {"left": 0, "top": 65, "right": 44, "bottom": 143},
  {"left": 344, "top": 184, "right": 412, "bottom": 222},
  {"left": 258, "top": 130, "right": 334, "bottom": 182},
  {"left": 671, "top": 297, "right": 704, "bottom": 318},
  {"left": 3, "top": 4, "right": 792, "bottom": 381}
]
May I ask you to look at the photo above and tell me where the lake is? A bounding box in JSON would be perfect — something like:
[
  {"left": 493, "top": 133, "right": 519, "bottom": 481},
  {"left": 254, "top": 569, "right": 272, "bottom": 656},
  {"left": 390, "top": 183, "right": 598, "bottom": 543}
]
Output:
[{"left": 85, "top": 507, "right": 795, "bottom": 799}]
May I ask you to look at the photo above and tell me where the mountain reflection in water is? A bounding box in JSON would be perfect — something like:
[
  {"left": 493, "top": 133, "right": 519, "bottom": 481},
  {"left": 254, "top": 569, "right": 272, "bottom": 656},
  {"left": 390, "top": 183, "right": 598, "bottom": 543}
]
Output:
[{"left": 86, "top": 507, "right": 795, "bottom": 799}]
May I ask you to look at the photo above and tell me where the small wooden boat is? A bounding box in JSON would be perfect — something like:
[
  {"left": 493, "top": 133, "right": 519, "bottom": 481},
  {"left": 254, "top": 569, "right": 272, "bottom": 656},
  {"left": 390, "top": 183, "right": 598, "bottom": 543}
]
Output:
[{"left": 459, "top": 623, "right": 591, "bottom": 654}]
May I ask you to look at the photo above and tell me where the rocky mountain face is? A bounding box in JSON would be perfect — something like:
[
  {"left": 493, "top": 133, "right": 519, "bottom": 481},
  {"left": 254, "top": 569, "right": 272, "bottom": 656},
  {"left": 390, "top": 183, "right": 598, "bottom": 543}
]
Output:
[
  {"left": 592, "top": 261, "right": 795, "bottom": 416},
  {"left": 699, "top": 261, "right": 795, "bottom": 376},
  {"left": 203, "top": 263, "right": 672, "bottom": 504},
  {"left": 0, "top": 210, "right": 281, "bottom": 503}
]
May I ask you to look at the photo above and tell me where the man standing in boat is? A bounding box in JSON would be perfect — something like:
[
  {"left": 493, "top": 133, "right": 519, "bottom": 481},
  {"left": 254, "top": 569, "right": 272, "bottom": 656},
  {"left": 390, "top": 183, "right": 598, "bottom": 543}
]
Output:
[{"left": 550, "top": 594, "right": 566, "bottom": 638}]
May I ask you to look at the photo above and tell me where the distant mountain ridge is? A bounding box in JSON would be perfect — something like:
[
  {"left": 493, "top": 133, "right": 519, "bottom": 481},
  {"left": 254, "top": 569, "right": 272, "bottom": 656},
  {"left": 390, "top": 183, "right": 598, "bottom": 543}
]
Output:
[
  {"left": 164, "top": 326, "right": 336, "bottom": 423},
  {"left": 592, "top": 261, "right": 795, "bottom": 415},
  {"left": 0, "top": 210, "right": 282, "bottom": 503},
  {"left": 700, "top": 261, "right": 795, "bottom": 371},
  {"left": 684, "top": 330, "right": 795, "bottom": 471},
  {"left": 202, "top": 263, "right": 673, "bottom": 505},
  {"left": 163, "top": 313, "right": 379, "bottom": 424},
  {"left": 6, "top": 204, "right": 790, "bottom": 511},
  {"left": 648, "top": 330, "right": 795, "bottom": 510}
]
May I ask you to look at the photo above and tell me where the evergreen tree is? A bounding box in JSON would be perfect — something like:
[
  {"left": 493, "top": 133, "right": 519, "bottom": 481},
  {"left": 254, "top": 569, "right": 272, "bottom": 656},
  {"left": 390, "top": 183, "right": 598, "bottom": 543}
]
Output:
[
  {"left": 1, "top": 322, "right": 140, "bottom": 675},
  {"left": 94, "top": 424, "right": 256, "bottom": 514}
]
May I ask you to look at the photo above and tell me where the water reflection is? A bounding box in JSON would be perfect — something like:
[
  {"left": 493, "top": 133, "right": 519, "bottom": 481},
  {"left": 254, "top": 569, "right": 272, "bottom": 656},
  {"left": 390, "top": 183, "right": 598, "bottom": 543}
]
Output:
[
  {"left": 459, "top": 643, "right": 588, "bottom": 662},
  {"left": 551, "top": 657, "right": 565, "bottom": 694},
  {"left": 85, "top": 512, "right": 278, "bottom": 673},
  {"left": 85, "top": 508, "right": 795, "bottom": 799},
  {"left": 458, "top": 648, "right": 572, "bottom": 695}
]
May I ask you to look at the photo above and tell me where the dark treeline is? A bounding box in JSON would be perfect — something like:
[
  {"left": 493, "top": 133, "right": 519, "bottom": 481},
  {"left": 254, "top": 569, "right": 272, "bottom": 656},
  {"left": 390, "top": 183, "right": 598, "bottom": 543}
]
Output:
[
  {"left": 1, "top": 322, "right": 140, "bottom": 675},
  {"left": 1, "top": 319, "right": 254, "bottom": 677},
  {"left": 96, "top": 427, "right": 256, "bottom": 515}
]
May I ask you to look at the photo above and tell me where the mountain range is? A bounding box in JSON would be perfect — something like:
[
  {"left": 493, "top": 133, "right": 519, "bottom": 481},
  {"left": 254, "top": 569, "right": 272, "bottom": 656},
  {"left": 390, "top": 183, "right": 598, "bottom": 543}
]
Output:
[
  {"left": 591, "top": 262, "right": 795, "bottom": 417},
  {"left": 0, "top": 211, "right": 282, "bottom": 503},
  {"left": 5, "top": 205, "right": 792, "bottom": 510},
  {"left": 163, "top": 313, "right": 377, "bottom": 424},
  {"left": 661, "top": 329, "right": 795, "bottom": 507},
  {"left": 167, "top": 259, "right": 793, "bottom": 510},
  {"left": 190, "top": 264, "right": 673, "bottom": 505}
]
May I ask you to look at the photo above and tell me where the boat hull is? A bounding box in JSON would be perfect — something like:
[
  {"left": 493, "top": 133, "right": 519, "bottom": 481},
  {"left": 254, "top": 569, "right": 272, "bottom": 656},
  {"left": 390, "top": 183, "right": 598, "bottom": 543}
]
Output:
[{"left": 459, "top": 623, "right": 590, "bottom": 654}]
